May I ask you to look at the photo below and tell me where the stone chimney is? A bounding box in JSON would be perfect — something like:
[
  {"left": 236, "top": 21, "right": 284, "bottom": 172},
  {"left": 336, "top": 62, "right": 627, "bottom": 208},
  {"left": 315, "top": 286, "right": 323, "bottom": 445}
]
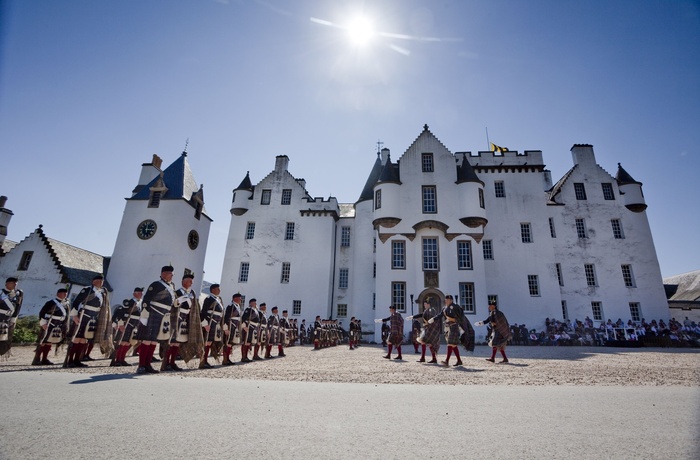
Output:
[
  {"left": 570, "top": 144, "right": 596, "bottom": 167},
  {"left": 275, "top": 155, "right": 289, "bottom": 172}
]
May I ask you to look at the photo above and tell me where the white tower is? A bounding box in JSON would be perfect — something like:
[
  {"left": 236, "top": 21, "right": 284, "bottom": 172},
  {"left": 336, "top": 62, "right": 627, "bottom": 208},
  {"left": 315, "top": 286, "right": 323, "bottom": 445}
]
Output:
[{"left": 106, "top": 152, "right": 212, "bottom": 303}]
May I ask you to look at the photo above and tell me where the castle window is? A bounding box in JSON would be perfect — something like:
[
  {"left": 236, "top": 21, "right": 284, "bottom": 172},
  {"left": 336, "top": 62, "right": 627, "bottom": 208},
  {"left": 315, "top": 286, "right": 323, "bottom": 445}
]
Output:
[
  {"left": 561, "top": 301, "right": 569, "bottom": 320},
  {"left": 391, "top": 282, "right": 406, "bottom": 312},
  {"left": 341, "top": 226, "right": 351, "bottom": 247},
  {"left": 261, "top": 189, "right": 271, "bottom": 205},
  {"left": 392, "top": 240, "right": 405, "bottom": 269},
  {"left": 422, "top": 237, "right": 439, "bottom": 270},
  {"left": 494, "top": 181, "right": 506, "bottom": 198},
  {"left": 575, "top": 218, "right": 588, "bottom": 238},
  {"left": 621, "top": 264, "right": 636, "bottom": 287},
  {"left": 339, "top": 268, "right": 349, "bottom": 289},
  {"left": 611, "top": 219, "right": 625, "bottom": 239},
  {"left": 422, "top": 186, "right": 437, "bottom": 214},
  {"left": 373, "top": 262, "right": 376, "bottom": 278},
  {"left": 602, "top": 183, "right": 615, "bottom": 200},
  {"left": 281, "top": 262, "right": 291, "bottom": 283},
  {"left": 459, "top": 282, "right": 475, "bottom": 313},
  {"left": 422, "top": 153, "right": 434, "bottom": 172},
  {"left": 549, "top": 218, "right": 556, "bottom": 238},
  {"left": 337, "top": 304, "right": 348, "bottom": 317},
  {"left": 285, "top": 222, "right": 295, "bottom": 241},
  {"left": 528, "top": 275, "right": 540, "bottom": 296},
  {"left": 585, "top": 264, "right": 597, "bottom": 287},
  {"left": 148, "top": 191, "right": 162, "bottom": 208},
  {"left": 591, "top": 301, "right": 604, "bottom": 322},
  {"left": 482, "top": 240, "right": 493, "bottom": 260},
  {"left": 629, "top": 302, "right": 641, "bottom": 322},
  {"left": 293, "top": 300, "right": 302, "bottom": 316},
  {"left": 239, "top": 262, "right": 250, "bottom": 283},
  {"left": 281, "top": 189, "right": 292, "bottom": 205},
  {"left": 18, "top": 251, "right": 33, "bottom": 271},
  {"left": 194, "top": 202, "right": 203, "bottom": 220},
  {"left": 574, "top": 183, "right": 587, "bottom": 200},
  {"left": 520, "top": 223, "right": 532, "bottom": 243},
  {"left": 245, "top": 222, "right": 255, "bottom": 240},
  {"left": 374, "top": 190, "right": 381, "bottom": 210},
  {"left": 457, "top": 241, "right": 472, "bottom": 270},
  {"left": 556, "top": 263, "right": 564, "bottom": 286},
  {"left": 479, "top": 188, "right": 485, "bottom": 209}
]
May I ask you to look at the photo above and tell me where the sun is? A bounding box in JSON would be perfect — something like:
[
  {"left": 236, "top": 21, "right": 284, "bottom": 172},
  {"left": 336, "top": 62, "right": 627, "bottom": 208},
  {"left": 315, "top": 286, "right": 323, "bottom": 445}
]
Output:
[{"left": 345, "top": 16, "right": 374, "bottom": 46}]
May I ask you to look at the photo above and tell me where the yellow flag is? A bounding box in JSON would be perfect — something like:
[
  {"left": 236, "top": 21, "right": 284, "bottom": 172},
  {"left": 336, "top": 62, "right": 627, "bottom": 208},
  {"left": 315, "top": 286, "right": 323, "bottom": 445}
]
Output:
[{"left": 490, "top": 142, "right": 508, "bottom": 153}]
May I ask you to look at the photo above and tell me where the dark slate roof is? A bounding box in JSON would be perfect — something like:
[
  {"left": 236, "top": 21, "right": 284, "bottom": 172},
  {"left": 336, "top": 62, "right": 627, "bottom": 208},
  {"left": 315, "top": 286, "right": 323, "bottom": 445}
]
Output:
[
  {"left": 45, "top": 237, "right": 111, "bottom": 289},
  {"left": 129, "top": 152, "right": 208, "bottom": 216},
  {"left": 664, "top": 270, "right": 700, "bottom": 301},
  {"left": 377, "top": 154, "right": 401, "bottom": 184},
  {"left": 615, "top": 163, "right": 641, "bottom": 186},
  {"left": 235, "top": 171, "right": 254, "bottom": 192},
  {"left": 456, "top": 154, "right": 484, "bottom": 185},
  {"left": 357, "top": 153, "right": 384, "bottom": 203}
]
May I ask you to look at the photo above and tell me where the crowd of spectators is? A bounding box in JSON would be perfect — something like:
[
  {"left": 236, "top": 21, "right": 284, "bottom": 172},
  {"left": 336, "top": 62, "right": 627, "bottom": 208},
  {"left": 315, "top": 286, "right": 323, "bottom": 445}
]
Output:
[{"left": 502, "top": 316, "right": 700, "bottom": 348}]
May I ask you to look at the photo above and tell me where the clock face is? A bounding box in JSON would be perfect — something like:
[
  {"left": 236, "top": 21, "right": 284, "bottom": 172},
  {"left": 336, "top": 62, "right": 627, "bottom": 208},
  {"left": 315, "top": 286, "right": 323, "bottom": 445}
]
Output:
[
  {"left": 188, "top": 230, "right": 199, "bottom": 250},
  {"left": 137, "top": 219, "right": 157, "bottom": 240}
]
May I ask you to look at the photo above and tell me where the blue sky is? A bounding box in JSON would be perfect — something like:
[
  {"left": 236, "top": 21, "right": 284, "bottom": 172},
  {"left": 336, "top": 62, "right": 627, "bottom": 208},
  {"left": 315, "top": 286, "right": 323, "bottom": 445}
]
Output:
[{"left": 1, "top": 0, "right": 699, "bottom": 281}]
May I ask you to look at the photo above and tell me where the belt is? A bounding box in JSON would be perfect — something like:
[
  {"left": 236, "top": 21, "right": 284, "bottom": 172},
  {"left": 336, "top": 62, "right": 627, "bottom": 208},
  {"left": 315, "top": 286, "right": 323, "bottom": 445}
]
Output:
[
  {"left": 129, "top": 315, "right": 140, "bottom": 320},
  {"left": 179, "top": 308, "right": 190, "bottom": 314},
  {"left": 151, "top": 301, "right": 172, "bottom": 312},
  {"left": 50, "top": 315, "right": 65, "bottom": 320},
  {"left": 83, "top": 306, "right": 100, "bottom": 312}
]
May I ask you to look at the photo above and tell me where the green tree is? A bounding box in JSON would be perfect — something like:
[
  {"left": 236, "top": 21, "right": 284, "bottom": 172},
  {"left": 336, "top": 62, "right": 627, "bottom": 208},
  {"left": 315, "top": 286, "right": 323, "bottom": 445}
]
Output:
[{"left": 12, "top": 315, "right": 39, "bottom": 343}]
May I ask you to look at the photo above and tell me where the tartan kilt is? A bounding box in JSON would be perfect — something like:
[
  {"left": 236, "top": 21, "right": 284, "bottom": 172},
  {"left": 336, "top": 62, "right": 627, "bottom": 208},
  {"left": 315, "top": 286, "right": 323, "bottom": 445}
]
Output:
[
  {"left": 419, "top": 322, "right": 442, "bottom": 348},
  {"left": 204, "top": 322, "right": 223, "bottom": 343},
  {"left": 242, "top": 323, "right": 257, "bottom": 345},
  {"left": 268, "top": 326, "right": 280, "bottom": 345},
  {"left": 444, "top": 321, "right": 461, "bottom": 345},
  {"left": 387, "top": 332, "right": 403, "bottom": 345}
]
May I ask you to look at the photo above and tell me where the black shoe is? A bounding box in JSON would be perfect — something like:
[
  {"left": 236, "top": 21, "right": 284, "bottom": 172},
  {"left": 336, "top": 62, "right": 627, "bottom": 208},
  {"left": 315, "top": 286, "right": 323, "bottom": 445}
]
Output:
[
  {"left": 428, "top": 358, "right": 438, "bottom": 364},
  {"left": 252, "top": 356, "right": 263, "bottom": 361},
  {"left": 41, "top": 359, "right": 54, "bottom": 365},
  {"left": 170, "top": 363, "right": 183, "bottom": 371},
  {"left": 32, "top": 358, "right": 42, "bottom": 366},
  {"left": 485, "top": 358, "right": 495, "bottom": 363},
  {"left": 221, "top": 361, "right": 235, "bottom": 366},
  {"left": 150, "top": 357, "right": 161, "bottom": 363},
  {"left": 82, "top": 355, "right": 94, "bottom": 361},
  {"left": 453, "top": 360, "right": 463, "bottom": 367},
  {"left": 118, "top": 361, "right": 132, "bottom": 366},
  {"left": 394, "top": 356, "right": 403, "bottom": 360},
  {"left": 136, "top": 367, "right": 147, "bottom": 374},
  {"left": 278, "top": 352, "right": 286, "bottom": 357},
  {"left": 383, "top": 355, "right": 390, "bottom": 359},
  {"left": 241, "top": 357, "right": 252, "bottom": 363},
  {"left": 418, "top": 357, "right": 426, "bottom": 363},
  {"left": 73, "top": 361, "right": 88, "bottom": 368},
  {"left": 145, "top": 365, "right": 159, "bottom": 374},
  {"left": 109, "top": 361, "right": 121, "bottom": 367}
]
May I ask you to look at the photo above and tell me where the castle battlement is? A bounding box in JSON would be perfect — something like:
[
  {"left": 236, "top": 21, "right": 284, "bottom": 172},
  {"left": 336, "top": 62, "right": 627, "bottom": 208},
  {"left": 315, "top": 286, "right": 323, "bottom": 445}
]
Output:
[{"left": 459, "top": 149, "right": 544, "bottom": 167}]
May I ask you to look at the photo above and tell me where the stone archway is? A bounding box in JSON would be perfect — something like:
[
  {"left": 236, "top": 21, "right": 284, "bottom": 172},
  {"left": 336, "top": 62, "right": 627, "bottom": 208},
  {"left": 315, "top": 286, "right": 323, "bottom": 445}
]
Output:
[{"left": 417, "top": 288, "right": 444, "bottom": 315}]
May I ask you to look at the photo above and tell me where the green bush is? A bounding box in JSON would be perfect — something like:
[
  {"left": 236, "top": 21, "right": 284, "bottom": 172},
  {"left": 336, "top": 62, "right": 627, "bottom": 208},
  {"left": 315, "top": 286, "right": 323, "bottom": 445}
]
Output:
[{"left": 12, "top": 315, "right": 39, "bottom": 343}]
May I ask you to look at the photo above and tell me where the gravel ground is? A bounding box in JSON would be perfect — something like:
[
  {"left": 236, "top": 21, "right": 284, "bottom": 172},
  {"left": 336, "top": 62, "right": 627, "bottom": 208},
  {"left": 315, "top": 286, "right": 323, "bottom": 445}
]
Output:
[{"left": 3, "top": 343, "right": 699, "bottom": 386}]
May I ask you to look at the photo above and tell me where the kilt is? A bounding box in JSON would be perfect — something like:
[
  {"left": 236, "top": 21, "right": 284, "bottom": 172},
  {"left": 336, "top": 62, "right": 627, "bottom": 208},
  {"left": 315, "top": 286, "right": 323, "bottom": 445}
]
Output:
[
  {"left": 387, "top": 332, "right": 403, "bottom": 345},
  {"left": 42, "top": 318, "right": 66, "bottom": 344},
  {"left": 258, "top": 325, "right": 268, "bottom": 346},
  {"left": 418, "top": 321, "right": 442, "bottom": 349},
  {"left": 226, "top": 318, "right": 241, "bottom": 345},
  {"left": 444, "top": 320, "right": 461, "bottom": 346},
  {"left": 204, "top": 322, "right": 223, "bottom": 343},
  {"left": 135, "top": 308, "right": 169, "bottom": 342},
  {"left": 171, "top": 307, "right": 190, "bottom": 344},
  {"left": 117, "top": 315, "right": 140, "bottom": 345},
  {"left": 242, "top": 323, "right": 258, "bottom": 345},
  {"left": 73, "top": 307, "right": 100, "bottom": 340},
  {"left": 268, "top": 325, "right": 280, "bottom": 345}
]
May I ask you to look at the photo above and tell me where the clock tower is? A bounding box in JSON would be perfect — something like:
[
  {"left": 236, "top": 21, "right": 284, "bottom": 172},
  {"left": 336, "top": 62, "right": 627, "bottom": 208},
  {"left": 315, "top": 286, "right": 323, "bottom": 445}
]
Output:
[{"left": 106, "top": 152, "right": 212, "bottom": 302}]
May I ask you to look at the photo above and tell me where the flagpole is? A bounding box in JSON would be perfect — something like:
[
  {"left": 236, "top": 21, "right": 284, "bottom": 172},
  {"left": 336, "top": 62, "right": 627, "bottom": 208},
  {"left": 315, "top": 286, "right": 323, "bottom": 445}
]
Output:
[{"left": 485, "top": 127, "right": 490, "bottom": 151}]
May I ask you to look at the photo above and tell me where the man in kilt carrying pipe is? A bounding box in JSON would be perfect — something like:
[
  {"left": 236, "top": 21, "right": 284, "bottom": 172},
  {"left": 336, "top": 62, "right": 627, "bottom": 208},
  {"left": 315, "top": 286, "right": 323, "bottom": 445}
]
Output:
[
  {"left": 475, "top": 302, "right": 511, "bottom": 364},
  {"left": 377, "top": 305, "right": 404, "bottom": 360},
  {"left": 406, "top": 298, "right": 442, "bottom": 364}
]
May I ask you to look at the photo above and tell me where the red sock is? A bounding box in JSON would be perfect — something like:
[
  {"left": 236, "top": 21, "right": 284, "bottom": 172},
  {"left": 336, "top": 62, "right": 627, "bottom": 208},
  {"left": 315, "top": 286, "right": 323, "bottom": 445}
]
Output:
[
  {"left": 85, "top": 342, "right": 94, "bottom": 357},
  {"left": 41, "top": 344, "right": 51, "bottom": 360},
  {"left": 454, "top": 348, "right": 461, "bottom": 361},
  {"left": 446, "top": 347, "right": 453, "bottom": 361},
  {"left": 120, "top": 344, "right": 130, "bottom": 362},
  {"left": 278, "top": 345, "right": 283, "bottom": 354},
  {"left": 431, "top": 348, "right": 436, "bottom": 360},
  {"left": 420, "top": 344, "right": 426, "bottom": 359},
  {"left": 491, "top": 347, "right": 497, "bottom": 359},
  {"left": 387, "top": 344, "right": 393, "bottom": 355},
  {"left": 500, "top": 349, "right": 507, "bottom": 360},
  {"left": 138, "top": 343, "right": 147, "bottom": 367},
  {"left": 396, "top": 345, "right": 402, "bottom": 356},
  {"left": 203, "top": 346, "right": 210, "bottom": 360},
  {"left": 224, "top": 346, "right": 231, "bottom": 360},
  {"left": 169, "top": 346, "right": 178, "bottom": 364},
  {"left": 149, "top": 344, "right": 157, "bottom": 363}
]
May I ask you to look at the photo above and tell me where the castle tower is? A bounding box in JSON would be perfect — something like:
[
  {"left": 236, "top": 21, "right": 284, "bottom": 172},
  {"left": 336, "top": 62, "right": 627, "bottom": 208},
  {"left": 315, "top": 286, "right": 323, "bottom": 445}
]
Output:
[
  {"left": 106, "top": 151, "right": 212, "bottom": 302},
  {"left": 615, "top": 163, "right": 648, "bottom": 212}
]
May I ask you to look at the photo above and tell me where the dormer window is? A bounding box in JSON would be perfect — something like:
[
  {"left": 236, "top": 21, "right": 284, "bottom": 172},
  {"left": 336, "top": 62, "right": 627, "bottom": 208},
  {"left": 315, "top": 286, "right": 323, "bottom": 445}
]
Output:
[{"left": 148, "top": 172, "right": 168, "bottom": 208}]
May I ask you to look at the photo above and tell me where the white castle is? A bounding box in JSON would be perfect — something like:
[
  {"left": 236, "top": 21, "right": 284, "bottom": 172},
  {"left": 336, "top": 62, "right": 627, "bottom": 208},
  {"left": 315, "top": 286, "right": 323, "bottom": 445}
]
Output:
[
  {"left": 1, "top": 125, "right": 669, "bottom": 339},
  {"left": 219, "top": 125, "right": 668, "bottom": 338}
]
